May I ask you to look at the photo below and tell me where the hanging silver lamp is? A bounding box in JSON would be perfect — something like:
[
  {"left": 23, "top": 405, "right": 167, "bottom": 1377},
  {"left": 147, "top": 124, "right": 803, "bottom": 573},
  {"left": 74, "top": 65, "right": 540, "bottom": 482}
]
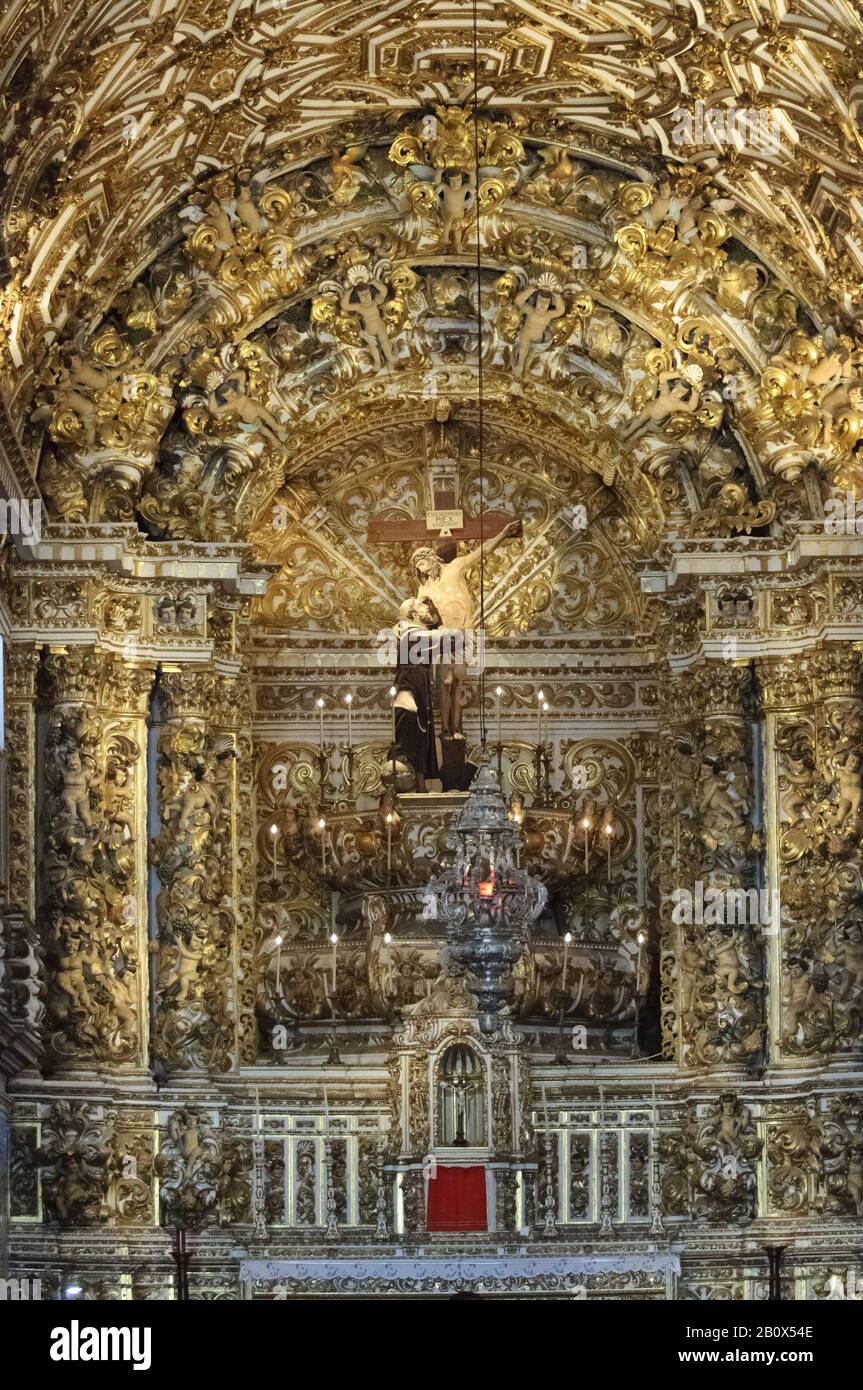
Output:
[{"left": 430, "top": 762, "right": 547, "bottom": 1033}]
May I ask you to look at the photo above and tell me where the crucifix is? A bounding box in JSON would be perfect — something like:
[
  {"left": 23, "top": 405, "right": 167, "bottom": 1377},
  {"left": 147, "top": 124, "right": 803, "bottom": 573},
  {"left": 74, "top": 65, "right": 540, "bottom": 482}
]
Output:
[
  {"left": 367, "top": 401, "right": 521, "bottom": 549},
  {"left": 368, "top": 401, "right": 522, "bottom": 787}
]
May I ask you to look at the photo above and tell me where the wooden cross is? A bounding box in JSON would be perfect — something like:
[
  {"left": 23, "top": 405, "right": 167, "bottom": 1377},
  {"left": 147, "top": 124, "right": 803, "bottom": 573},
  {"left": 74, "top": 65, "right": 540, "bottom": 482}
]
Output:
[{"left": 366, "top": 409, "right": 521, "bottom": 552}]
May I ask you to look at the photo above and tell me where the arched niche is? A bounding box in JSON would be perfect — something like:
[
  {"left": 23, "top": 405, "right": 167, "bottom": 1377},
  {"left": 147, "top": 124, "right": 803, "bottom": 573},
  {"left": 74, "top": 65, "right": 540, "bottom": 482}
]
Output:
[{"left": 435, "top": 1041, "right": 488, "bottom": 1148}]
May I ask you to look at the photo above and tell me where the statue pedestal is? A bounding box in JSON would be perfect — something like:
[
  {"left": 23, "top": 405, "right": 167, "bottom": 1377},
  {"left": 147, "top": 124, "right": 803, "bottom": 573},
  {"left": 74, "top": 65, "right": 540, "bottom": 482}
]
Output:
[{"left": 439, "top": 737, "right": 477, "bottom": 792}]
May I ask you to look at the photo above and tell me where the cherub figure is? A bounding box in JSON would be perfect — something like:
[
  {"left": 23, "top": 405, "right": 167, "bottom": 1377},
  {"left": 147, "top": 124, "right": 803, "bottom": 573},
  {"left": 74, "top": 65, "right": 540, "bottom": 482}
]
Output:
[
  {"left": 834, "top": 921, "right": 863, "bottom": 1002},
  {"left": 621, "top": 370, "right": 703, "bottom": 441},
  {"left": 179, "top": 192, "right": 236, "bottom": 271},
  {"left": 207, "top": 370, "right": 287, "bottom": 449},
  {"left": 234, "top": 171, "right": 267, "bottom": 237},
  {"left": 164, "top": 925, "right": 207, "bottom": 1002},
  {"left": 53, "top": 928, "right": 95, "bottom": 1013},
  {"left": 832, "top": 748, "right": 862, "bottom": 826},
  {"left": 698, "top": 755, "right": 743, "bottom": 837},
  {"left": 434, "top": 168, "right": 476, "bottom": 251},
  {"left": 708, "top": 928, "right": 750, "bottom": 996},
  {"left": 783, "top": 957, "right": 816, "bottom": 1035},
  {"left": 339, "top": 277, "right": 396, "bottom": 370},
  {"left": 175, "top": 756, "right": 221, "bottom": 850},
  {"left": 35, "top": 353, "right": 123, "bottom": 446},
  {"left": 58, "top": 746, "right": 96, "bottom": 826},
  {"left": 512, "top": 281, "right": 567, "bottom": 377}
]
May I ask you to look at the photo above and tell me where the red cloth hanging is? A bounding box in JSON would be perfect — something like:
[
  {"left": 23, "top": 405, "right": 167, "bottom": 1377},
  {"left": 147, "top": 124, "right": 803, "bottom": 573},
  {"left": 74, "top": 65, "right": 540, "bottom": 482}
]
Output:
[{"left": 426, "top": 1165, "right": 487, "bottom": 1232}]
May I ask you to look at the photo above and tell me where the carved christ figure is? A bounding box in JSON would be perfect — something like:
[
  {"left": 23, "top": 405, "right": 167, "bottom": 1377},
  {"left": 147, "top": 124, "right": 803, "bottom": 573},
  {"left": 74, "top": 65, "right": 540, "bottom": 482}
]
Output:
[{"left": 411, "top": 520, "right": 520, "bottom": 739}]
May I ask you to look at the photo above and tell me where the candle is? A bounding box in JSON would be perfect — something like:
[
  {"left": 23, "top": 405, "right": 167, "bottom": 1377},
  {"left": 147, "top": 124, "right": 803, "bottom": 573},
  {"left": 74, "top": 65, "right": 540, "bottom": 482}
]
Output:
[
  {"left": 389, "top": 685, "right": 397, "bottom": 742},
  {"left": 582, "top": 813, "right": 591, "bottom": 874},
  {"left": 383, "top": 930, "right": 392, "bottom": 995},
  {"left": 561, "top": 931, "right": 571, "bottom": 1009},
  {"left": 495, "top": 686, "right": 503, "bottom": 746},
  {"left": 327, "top": 934, "right": 337, "bottom": 1000},
  {"left": 637, "top": 929, "right": 646, "bottom": 989},
  {"left": 345, "top": 691, "right": 353, "bottom": 750},
  {"left": 536, "top": 688, "right": 545, "bottom": 744},
  {"left": 275, "top": 933, "right": 282, "bottom": 986},
  {"left": 316, "top": 695, "right": 325, "bottom": 749},
  {"left": 318, "top": 816, "right": 327, "bottom": 874},
  {"left": 542, "top": 700, "right": 549, "bottom": 748},
  {"left": 605, "top": 816, "right": 613, "bottom": 883},
  {"left": 269, "top": 822, "right": 279, "bottom": 876},
  {"left": 386, "top": 812, "right": 393, "bottom": 874},
  {"left": 513, "top": 811, "right": 522, "bottom": 870}
]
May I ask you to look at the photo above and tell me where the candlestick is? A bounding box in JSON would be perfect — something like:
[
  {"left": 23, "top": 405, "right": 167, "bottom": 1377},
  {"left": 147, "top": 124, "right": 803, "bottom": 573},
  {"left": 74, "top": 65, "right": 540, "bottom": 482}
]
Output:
[
  {"left": 269, "top": 822, "right": 279, "bottom": 877},
  {"left": 542, "top": 699, "right": 549, "bottom": 748},
  {"left": 582, "top": 813, "right": 591, "bottom": 875},
  {"left": 318, "top": 816, "right": 327, "bottom": 874},
  {"left": 637, "top": 929, "right": 646, "bottom": 991},
  {"left": 536, "top": 688, "right": 545, "bottom": 745},
  {"left": 495, "top": 685, "right": 503, "bottom": 746},
  {"left": 385, "top": 812, "right": 393, "bottom": 875},
  {"left": 275, "top": 934, "right": 282, "bottom": 988},
  {"left": 329, "top": 930, "right": 338, "bottom": 996},
  {"left": 389, "top": 685, "right": 397, "bottom": 743},
  {"left": 316, "top": 695, "right": 325, "bottom": 750},
  {"left": 323, "top": 1084, "right": 330, "bottom": 1128},
  {"left": 344, "top": 691, "right": 353, "bottom": 750},
  {"left": 605, "top": 816, "right": 613, "bottom": 883}
]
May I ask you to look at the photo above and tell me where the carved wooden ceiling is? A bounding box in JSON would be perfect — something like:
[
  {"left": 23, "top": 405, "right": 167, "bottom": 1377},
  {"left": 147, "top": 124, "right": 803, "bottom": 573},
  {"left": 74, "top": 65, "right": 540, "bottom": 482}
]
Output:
[{"left": 2, "top": 0, "right": 863, "bottom": 639}]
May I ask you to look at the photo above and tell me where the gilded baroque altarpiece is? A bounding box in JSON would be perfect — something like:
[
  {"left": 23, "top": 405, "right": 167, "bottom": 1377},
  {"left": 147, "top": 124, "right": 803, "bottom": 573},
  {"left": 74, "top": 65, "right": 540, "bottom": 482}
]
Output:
[{"left": 1, "top": 0, "right": 863, "bottom": 1300}]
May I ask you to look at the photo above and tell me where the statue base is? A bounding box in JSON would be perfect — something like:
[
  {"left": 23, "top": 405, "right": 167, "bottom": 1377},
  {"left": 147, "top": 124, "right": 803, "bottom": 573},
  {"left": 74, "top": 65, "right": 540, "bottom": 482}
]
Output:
[{"left": 439, "top": 737, "right": 478, "bottom": 792}]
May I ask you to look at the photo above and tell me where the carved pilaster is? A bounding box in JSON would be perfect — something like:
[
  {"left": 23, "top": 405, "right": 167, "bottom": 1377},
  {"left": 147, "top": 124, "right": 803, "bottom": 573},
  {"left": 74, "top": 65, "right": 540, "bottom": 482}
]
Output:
[
  {"left": 4, "top": 644, "right": 39, "bottom": 917},
  {"left": 758, "top": 648, "right": 863, "bottom": 1061},
  {"left": 40, "top": 648, "right": 144, "bottom": 1068},
  {"left": 152, "top": 666, "right": 235, "bottom": 1073},
  {"left": 659, "top": 664, "right": 764, "bottom": 1069}
]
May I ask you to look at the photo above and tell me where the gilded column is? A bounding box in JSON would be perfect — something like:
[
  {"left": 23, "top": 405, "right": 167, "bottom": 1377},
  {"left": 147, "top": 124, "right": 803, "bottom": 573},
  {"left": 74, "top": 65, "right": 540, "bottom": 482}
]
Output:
[
  {"left": 152, "top": 667, "right": 235, "bottom": 1073},
  {"left": 4, "top": 644, "right": 39, "bottom": 918},
  {"left": 41, "top": 648, "right": 145, "bottom": 1068},
  {"left": 659, "top": 664, "right": 763, "bottom": 1069},
  {"left": 758, "top": 649, "right": 863, "bottom": 1061},
  {"left": 101, "top": 655, "right": 156, "bottom": 1069},
  {"left": 212, "top": 659, "right": 256, "bottom": 1066}
]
